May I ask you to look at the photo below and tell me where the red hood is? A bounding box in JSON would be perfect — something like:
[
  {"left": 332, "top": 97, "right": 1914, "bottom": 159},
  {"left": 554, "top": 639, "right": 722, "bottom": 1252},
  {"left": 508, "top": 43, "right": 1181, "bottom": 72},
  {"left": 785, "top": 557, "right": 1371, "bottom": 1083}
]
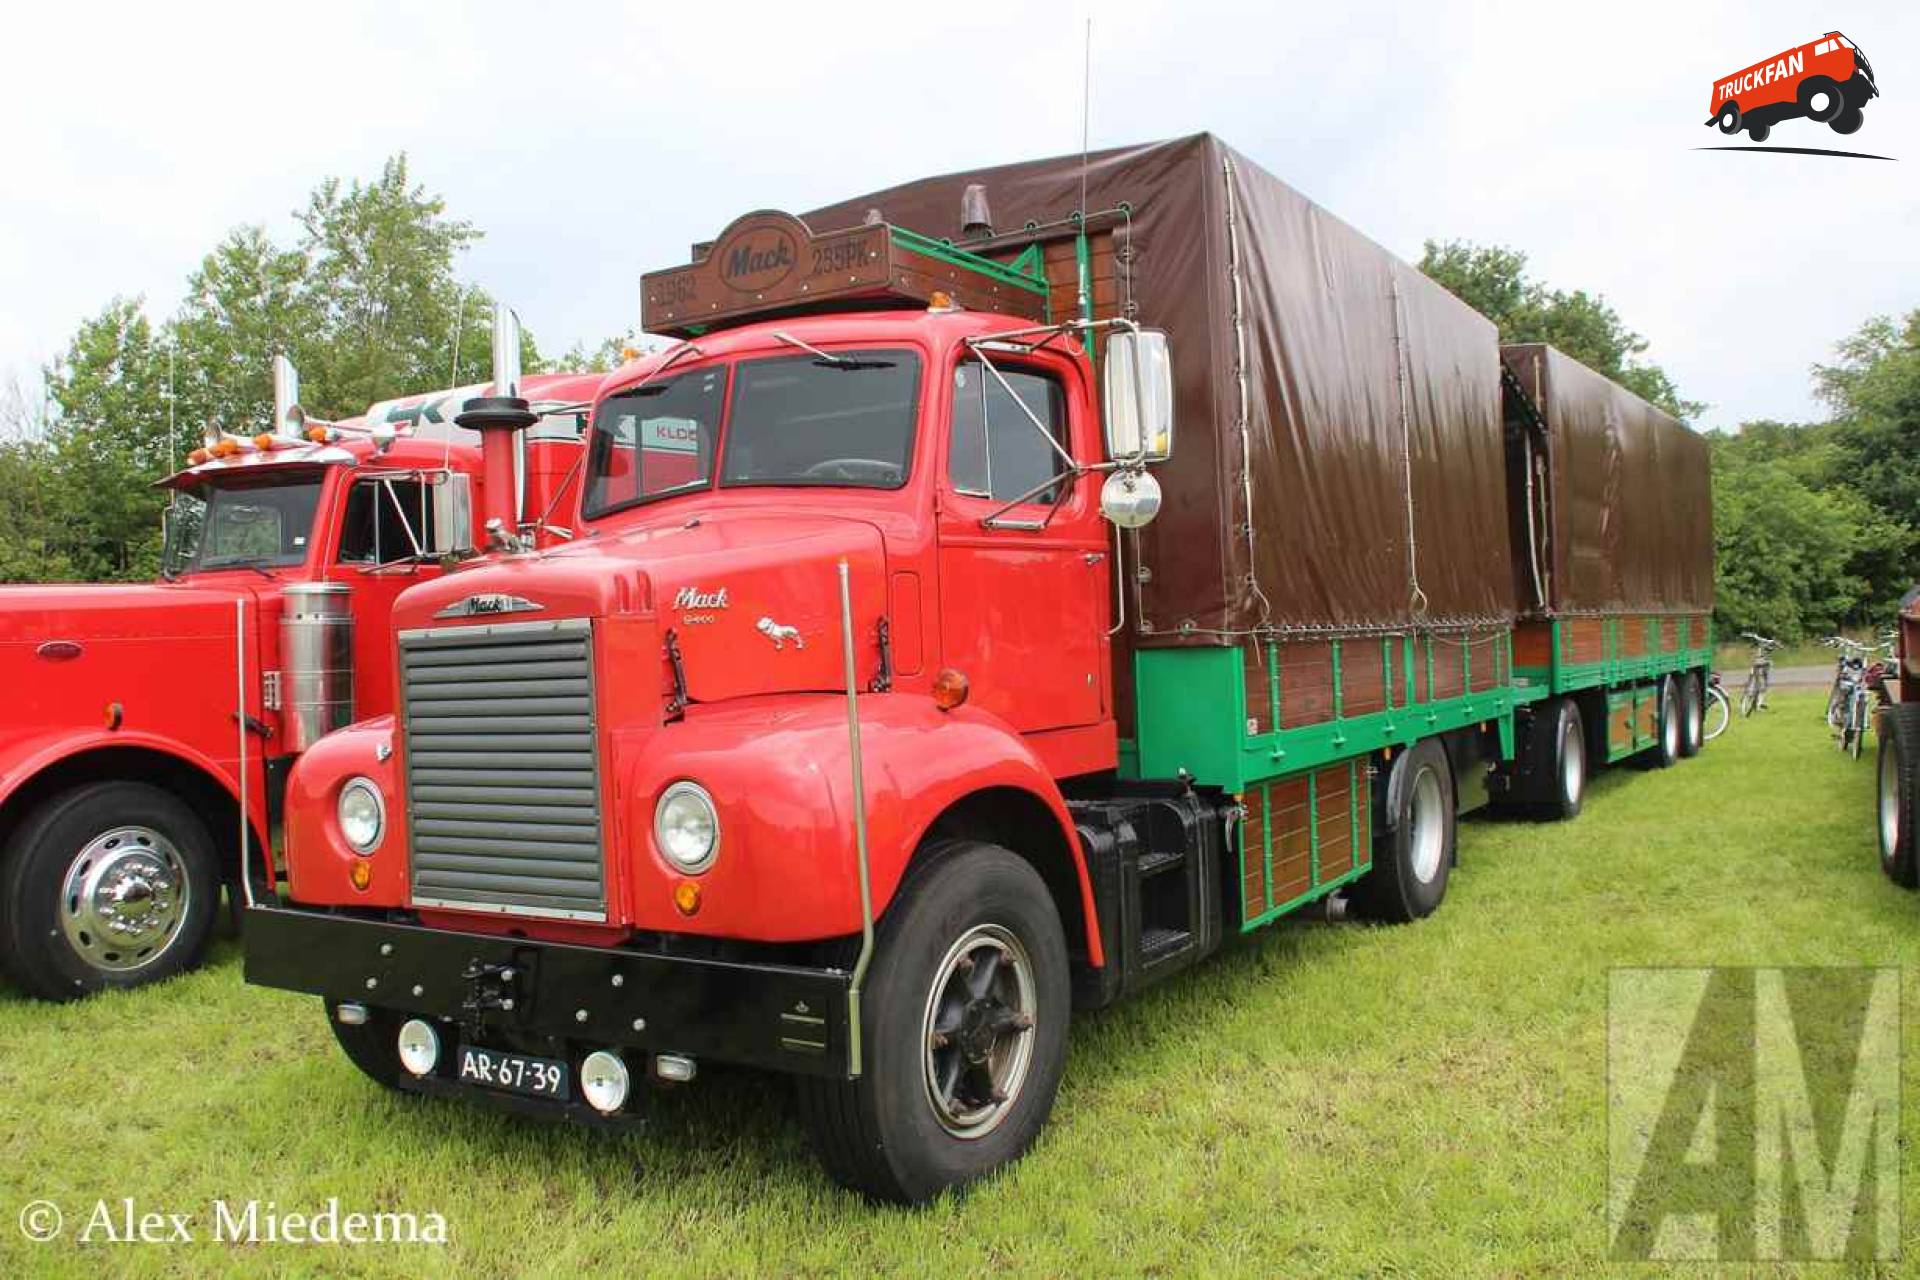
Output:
[
  {"left": 0, "top": 577, "right": 268, "bottom": 747},
  {"left": 393, "top": 510, "right": 889, "bottom": 703}
]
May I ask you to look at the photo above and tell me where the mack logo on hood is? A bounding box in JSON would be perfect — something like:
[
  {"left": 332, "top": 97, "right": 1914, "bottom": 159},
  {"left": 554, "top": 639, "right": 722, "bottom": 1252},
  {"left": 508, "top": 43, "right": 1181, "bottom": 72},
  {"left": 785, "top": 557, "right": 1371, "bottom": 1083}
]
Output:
[
  {"left": 435, "top": 593, "right": 546, "bottom": 619},
  {"left": 674, "top": 586, "right": 729, "bottom": 611}
]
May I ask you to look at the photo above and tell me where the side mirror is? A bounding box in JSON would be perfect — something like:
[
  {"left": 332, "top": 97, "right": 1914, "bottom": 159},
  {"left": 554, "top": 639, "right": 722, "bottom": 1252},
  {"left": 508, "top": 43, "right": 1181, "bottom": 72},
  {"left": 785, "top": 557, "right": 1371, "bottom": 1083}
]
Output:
[
  {"left": 1102, "top": 330, "right": 1174, "bottom": 464},
  {"left": 431, "top": 474, "right": 476, "bottom": 555}
]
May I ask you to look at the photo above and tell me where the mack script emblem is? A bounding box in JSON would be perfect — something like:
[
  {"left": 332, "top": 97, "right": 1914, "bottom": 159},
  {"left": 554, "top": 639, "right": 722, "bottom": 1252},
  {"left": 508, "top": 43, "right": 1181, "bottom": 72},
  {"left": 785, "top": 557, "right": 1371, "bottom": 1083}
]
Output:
[
  {"left": 435, "top": 593, "right": 546, "bottom": 619},
  {"left": 674, "top": 586, "right": 729, "bottom": 611}
]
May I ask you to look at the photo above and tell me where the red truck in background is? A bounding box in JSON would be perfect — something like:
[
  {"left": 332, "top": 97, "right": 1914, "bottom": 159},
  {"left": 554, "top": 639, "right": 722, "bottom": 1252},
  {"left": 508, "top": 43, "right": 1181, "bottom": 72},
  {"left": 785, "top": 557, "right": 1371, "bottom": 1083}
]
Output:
[
  {"left": 0, "top": 315, "right": 600, "bottom": 1000},
  {"left": 1878, "top": 587, "right": 1920, "bottom": 887},
  {"left": 1707, "top": 31, "right": 1879, "bottom": 142}
]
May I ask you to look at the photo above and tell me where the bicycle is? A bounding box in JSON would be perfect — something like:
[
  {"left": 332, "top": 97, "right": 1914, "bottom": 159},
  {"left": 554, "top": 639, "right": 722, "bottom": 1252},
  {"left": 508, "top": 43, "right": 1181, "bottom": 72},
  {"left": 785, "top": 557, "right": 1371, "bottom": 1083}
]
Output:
[
  {"left": 1833, "top": 640, "right": 1896, "bottom": 760},
  {"left": 1702, "top": 671, "right": 1732, "bottom": 742},
  {"left": 1738, "top": 633, "right": 1782, "bottom": 717}
]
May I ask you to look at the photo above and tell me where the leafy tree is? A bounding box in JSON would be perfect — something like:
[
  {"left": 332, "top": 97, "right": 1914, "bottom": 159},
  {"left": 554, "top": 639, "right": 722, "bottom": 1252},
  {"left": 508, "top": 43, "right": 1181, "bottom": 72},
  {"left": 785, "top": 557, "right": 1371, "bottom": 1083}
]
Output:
[
  {"left": 556, "top": 333, "right": 644, "bottom": 374},
  {"left": 1419, "top": 240, "right": 1700, "bottom": 420},
  {"left": 170, "top": 225, "right": 311, "bottom": 436},
  {"left": 1816, "top": 311, "right": 1920, "bottom": 532}
]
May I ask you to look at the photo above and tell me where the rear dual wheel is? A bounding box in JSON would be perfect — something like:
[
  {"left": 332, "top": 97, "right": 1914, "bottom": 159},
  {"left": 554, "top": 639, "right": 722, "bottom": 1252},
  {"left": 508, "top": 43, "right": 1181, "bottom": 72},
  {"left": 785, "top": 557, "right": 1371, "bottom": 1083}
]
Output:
[
  {"left": 1678, "top": 673, "right": 1705, "bottom": 758},
  {"left": 1355, "top": 738, "right": 1456, "bottom": 921}
]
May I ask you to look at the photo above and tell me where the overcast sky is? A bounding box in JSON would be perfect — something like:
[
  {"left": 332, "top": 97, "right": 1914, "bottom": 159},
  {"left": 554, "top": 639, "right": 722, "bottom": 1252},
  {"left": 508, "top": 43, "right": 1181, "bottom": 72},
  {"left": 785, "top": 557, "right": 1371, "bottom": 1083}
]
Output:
[{"left": 2, "top": 1, "right": 1913, "bottom": 432}]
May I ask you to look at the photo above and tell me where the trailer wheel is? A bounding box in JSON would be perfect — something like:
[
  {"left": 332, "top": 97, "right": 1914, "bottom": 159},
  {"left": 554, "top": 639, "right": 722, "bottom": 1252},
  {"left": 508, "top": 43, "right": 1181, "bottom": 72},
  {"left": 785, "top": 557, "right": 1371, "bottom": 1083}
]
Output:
[
  {"left": 1878, "top": 705, "right": 1920, "bottom": 889},
  {"left": 1830, "top": 107, "right": 1864, "bottom": 135},
  {"left": 327, "top": 1002, "right": 409, "bottom": 1090},
  {"left": 796, "top": 840, "right": 1069, "bottom": 1204},
  {"left": 0, "top": 781, "right": 219, "bottom": 1001},
  {"left": 1798, "top": 76, "right": 1844, "bottom": 122},
  {"left": 1645, "top": 676, "right": 1682, "bottom": 769},
  {"left": 1678, "top": 673, "right": 1704, "bottom": 759},
  {"left": 1716, "top": 103, "right": 1741, "bottom": 134},
  {"left": 1355, "top": 739, "right": 1455, "bottom": 922},
  {"left": 1747, "top": 121, "right": 1772, "bottom": 143}
]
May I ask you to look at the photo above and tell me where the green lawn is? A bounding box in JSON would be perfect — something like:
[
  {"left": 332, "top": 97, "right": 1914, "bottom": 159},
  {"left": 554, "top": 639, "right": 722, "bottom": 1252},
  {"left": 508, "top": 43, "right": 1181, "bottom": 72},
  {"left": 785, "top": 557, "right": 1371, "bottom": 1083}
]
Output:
[{"left": 1, "top": 691, "right": 1909, "bottom": 1277}]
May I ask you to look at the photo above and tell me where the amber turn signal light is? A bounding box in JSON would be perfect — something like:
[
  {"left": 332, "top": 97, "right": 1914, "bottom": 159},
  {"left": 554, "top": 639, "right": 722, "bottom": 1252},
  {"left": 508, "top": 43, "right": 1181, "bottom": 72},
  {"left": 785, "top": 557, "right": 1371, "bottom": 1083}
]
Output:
[
  {"left": 188, "top": 447, "right": 210, "bottom": 465},
  {"left": 349, "top": 860, "right": 373, "bottom": 891},
  {"left": 672, "top": 881, "right": 702, "bottom": 916},
  {"left": 252, "top": 433, "right": 275, "bottom": 451},
  {"left": 931, "top": 668, "right": 970, "bottom": 711},
  {"left": 306, "top": 426, "right": 330, "bottom": 443}
]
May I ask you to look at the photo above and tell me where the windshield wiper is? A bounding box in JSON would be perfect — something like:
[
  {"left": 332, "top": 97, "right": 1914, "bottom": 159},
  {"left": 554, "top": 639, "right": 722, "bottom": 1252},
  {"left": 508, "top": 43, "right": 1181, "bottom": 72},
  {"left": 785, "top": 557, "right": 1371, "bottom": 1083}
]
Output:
[
  {"left": 200, "top": 559, "right": 277, "bottom": 579},
  {"left": 771, "top": 331, "right": 895, "bottom": 371}
]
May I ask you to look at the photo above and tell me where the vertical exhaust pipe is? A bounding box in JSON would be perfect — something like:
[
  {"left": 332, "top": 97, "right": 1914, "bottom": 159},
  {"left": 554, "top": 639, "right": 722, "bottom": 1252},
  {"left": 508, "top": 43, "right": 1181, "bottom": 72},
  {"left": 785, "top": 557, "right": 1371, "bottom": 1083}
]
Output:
[
  {"left": 456, "top": 306, "right": 537, "bottom": 545},
  {"left": 272, "top": 354, "right": 305, "bottom": 438}
]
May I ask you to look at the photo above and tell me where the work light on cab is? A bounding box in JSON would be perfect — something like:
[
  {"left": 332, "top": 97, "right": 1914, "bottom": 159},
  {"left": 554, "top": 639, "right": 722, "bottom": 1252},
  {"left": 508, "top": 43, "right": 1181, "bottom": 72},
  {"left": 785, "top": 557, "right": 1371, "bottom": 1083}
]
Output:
[
  {"left": 654, "top": 781, "right": 719, "bottom": 873},
  {"left": 338, "top": 778, "right": 385, "bottom": 853}
]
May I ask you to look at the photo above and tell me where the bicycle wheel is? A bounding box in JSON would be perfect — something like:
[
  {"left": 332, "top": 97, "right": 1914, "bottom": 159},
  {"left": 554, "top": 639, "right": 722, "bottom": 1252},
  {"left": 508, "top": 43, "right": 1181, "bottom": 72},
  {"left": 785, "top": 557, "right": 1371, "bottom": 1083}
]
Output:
[
  {"left": 1850, "top": 691, "right": 1868, "bottom": 760},
  {"left": 1702, "top": 684, "right": 1731, "bottom": 742},
  {"left": 1741, "top": 674, "right": 1761, "bottom": 718}
]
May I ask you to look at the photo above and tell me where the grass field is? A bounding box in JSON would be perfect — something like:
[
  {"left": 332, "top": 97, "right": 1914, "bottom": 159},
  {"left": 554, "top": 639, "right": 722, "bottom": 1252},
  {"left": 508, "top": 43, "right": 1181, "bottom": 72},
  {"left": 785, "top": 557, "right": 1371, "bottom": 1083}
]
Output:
[{"left": 0, "top": 690, "right": 1909, "bottom": 1277}]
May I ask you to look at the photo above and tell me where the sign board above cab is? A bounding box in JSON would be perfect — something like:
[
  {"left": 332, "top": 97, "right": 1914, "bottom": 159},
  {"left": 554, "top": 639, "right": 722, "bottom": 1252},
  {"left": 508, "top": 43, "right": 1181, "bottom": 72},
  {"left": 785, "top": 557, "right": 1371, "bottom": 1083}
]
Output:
[{"left": 641, "top": 210, "right": 1050, "bottom": 338}]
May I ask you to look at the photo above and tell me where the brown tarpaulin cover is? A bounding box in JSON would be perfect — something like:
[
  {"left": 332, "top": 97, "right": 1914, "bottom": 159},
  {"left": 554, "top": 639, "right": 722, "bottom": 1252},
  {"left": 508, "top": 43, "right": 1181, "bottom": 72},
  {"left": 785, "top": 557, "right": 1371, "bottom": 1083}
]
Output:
[
  {"left": 805, "top": 133, "right": 1514, "bottom": 642},
  {"left": 1502, "top": 343, "right": 1714, "bottom": 615}
]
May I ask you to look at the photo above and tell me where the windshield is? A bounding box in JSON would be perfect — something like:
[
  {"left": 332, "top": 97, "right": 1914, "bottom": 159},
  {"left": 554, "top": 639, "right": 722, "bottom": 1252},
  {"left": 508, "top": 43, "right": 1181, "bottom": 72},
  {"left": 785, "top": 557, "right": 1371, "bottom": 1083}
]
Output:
[
  {"left": 168, "top": 479, "right": 325, "bottom": 573},
  {"left": 582, "top": 349, "right": 921, "bottom": 519}
]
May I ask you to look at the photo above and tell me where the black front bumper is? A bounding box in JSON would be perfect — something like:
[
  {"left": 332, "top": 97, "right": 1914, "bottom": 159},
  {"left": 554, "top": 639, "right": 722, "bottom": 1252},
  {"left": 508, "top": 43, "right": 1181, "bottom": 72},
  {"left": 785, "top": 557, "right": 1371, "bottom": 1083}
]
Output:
[{"left": 243, "top": 906, "right": 853, "bottom": 1079}]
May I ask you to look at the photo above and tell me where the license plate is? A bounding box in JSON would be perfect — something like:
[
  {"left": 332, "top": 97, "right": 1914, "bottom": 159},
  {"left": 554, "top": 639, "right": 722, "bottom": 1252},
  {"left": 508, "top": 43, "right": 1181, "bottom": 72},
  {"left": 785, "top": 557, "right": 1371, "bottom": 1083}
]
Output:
[{"left": 457, "top": 1045, "right": 570, "bottom": 1100}]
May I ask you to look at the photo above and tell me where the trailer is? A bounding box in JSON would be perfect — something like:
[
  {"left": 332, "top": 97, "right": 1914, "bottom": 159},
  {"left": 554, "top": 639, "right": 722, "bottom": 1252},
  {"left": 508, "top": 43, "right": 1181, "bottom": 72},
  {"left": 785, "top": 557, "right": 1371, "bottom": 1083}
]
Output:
[
  {"left": 1490, "top": 343, "right": 1716, "bottom": 819},
  {"left": 241, "top": 135, "right": 1715, "bottom": 1202},
  {"left": 0, "top": 331, "right": 599, "bottom": 1000}
]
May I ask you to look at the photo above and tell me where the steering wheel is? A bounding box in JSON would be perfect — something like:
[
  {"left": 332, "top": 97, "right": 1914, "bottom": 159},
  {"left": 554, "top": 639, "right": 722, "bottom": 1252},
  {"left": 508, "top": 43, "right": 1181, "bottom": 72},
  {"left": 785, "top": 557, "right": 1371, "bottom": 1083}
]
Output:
[{"left": 800, "top": 457, "right": 902, "bottom": 484}]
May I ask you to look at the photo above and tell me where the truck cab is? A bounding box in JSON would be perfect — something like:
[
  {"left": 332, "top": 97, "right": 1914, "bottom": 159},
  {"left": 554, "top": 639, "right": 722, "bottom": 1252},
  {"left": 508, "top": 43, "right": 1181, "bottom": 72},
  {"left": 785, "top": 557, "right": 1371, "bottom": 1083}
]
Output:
[{"left": 0, "top": 354, "right": 601, "bottom": 1001}]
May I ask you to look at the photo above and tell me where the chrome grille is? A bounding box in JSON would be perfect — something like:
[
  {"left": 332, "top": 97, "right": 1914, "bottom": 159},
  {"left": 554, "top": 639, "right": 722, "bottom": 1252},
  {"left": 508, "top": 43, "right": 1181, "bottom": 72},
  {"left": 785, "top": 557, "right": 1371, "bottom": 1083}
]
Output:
[{"left": 399, "top": 618, "right": 605, "bottom": 921}]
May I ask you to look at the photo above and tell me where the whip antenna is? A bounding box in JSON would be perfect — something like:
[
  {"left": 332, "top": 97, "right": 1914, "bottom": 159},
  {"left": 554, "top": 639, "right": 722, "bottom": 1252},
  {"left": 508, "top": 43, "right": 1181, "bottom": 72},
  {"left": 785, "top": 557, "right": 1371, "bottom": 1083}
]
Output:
[{"left": 1077, "top": 18, "right": 1093, "bottom": 315}]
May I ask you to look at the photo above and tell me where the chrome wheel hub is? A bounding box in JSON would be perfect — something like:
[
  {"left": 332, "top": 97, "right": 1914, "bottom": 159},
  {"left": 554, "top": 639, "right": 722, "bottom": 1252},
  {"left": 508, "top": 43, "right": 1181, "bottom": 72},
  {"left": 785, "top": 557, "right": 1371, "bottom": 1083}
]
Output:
[
  {"left": 1409, "top": 766, "right": 1446, "bottom": 884},
  {"left": 1663, "top": 687, "right": 1681, "bottom": 756},
  {"left": 922, "top": 924, "right": 1037, "bottom": 1140},
  {"left": 1562, "top": 725, "right": 1585, "bottom": 805},
  {"left": 60, "top": 827, "right": 188, "bottom": 973},
  {"left": 1881, "top": 745, "right": 1901, "bottom": 860},
  {"left": 1687, "top": 684, "right": 1704, "bottom": 746}
]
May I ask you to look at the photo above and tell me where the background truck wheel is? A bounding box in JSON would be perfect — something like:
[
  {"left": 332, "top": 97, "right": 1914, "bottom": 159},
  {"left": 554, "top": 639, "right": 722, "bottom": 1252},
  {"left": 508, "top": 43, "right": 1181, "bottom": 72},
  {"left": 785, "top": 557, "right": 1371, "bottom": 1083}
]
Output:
[
  {"left": 1747, "top": 121, "right": 1772, "bottom": 143},
  {"left": 327, "top": 1003, "right": 410, "bottom": 1090},
  {"left": 1355, "top": 739, "right": 1455, "bottom": 921},
  {"left": 1879, "top": 705, "right": 1920, "bottom": 888},
  {"left": 1716, "top": 103, "right": 1741, "bottom": 134},
  {"left": 0, "top": 781, "right": 218, "bottom": 1001},
  {"left": 1798, "top": 76, "right": 1844, "bottom": 122},
  {"left": 796, "top": 840, "right": 1069, "bottom": 1204},
  {"left": 1678, "top": 673, "right": 1704, "bottom": 758},
  {"left": 1643, "top": 676, "right": 1681, "bottom": 770},
  {"left": 1830, "top": 107, "right": 1864, "bottom": 135}
]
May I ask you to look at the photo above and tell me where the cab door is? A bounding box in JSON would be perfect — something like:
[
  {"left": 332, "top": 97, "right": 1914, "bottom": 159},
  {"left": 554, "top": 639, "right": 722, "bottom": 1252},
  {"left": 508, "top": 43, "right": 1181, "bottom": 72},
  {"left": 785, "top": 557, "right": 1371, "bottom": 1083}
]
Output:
[{"left": 934, "top": 353, "right": 1109, "bottom": 733}]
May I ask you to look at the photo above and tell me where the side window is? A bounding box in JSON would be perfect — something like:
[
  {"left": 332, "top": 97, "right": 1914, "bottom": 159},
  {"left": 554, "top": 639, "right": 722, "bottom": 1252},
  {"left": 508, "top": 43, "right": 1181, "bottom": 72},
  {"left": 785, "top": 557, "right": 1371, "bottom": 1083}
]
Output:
[
  {"left": 337, "top": 478, "right": 436, "bottom": 564},
  {"left": 948, "top": 363, "right": 1068, "bottom": 505}
]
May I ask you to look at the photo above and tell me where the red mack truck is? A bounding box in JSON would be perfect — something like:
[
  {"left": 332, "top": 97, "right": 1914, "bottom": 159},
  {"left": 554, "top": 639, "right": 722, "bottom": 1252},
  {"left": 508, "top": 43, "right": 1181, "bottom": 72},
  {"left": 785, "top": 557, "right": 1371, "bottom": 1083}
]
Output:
[
  {"left": 0, "top": 322, "right": 600, "bottom": 1000},
  {"left": 1878, "top": 587, "right": 1920, "bottom": 886},
  {"left": 242, "top": 136, "right": 1715, "bottom": 1202}
]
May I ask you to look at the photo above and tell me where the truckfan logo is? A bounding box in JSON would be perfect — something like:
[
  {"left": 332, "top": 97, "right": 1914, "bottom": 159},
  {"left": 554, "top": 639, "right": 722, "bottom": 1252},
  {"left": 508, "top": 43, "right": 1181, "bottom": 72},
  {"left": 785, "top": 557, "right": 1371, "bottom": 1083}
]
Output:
[{"left": 1701, "top": 30, "right": 1887, "bottom": 157}]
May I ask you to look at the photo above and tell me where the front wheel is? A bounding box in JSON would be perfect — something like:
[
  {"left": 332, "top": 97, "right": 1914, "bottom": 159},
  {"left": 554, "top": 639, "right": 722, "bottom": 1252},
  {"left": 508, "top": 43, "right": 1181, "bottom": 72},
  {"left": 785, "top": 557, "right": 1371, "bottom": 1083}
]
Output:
[
  {"left": 1879, "top": 705, "right": 1920, "bottom": 887},
  {"left": 0, "top": 781, "right": 219, "bottom": 1001},
  {"left": 1799, "top": 76, "right": 1844, "bottom": 122},
  {"left": 1741, "top": 675, "right": 1763, "bottom": 718},
  {"left": 796, "top": 841, "right": 1069, "bottom": 1204},
  {"left": 1702, "top": 683, "right": 1732, "bottom": 742}
]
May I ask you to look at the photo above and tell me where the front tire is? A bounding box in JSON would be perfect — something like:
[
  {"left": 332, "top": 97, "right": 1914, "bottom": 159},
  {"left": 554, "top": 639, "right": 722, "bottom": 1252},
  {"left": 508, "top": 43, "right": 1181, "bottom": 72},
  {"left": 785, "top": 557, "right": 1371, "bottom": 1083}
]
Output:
[
  {"left": 1878, "top": 705, "right": 1920, "bottom": 888},
  {"left": 797, "top": 841, "right": 1069, "bottom": 1204},
  {"left": 0, "top": 781, "right": 219, "bottom": 1001},
  {"left": 1799, "top": 76, "right": 1844, "bottom": 122},
  {"left": 1355, "top": 739, "right": 1455, "bottom": 921}
]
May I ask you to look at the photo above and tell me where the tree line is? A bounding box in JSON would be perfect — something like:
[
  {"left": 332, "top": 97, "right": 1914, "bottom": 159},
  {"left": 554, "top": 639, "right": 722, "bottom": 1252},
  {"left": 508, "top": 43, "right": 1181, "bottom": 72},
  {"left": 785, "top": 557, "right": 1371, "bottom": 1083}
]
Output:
[{"left": 2, "top": 159, "right": 1912, "bottom": 643}]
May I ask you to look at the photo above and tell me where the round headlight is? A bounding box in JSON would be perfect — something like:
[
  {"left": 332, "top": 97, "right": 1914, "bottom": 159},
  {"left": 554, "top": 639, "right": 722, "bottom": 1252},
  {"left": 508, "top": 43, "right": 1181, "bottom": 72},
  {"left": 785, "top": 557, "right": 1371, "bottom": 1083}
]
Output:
[
  {"left": 397, "top": 1019, "right": 440, "bottom": 1077},
  {"left": 654, "top": 781, "right": 719, "bottom": 873},
  {"left": 339, "top": 778, "right": 385, "bottom": 854},
  {"left": 581, "top": 1049, "right": 631, "bottom": 1114}
]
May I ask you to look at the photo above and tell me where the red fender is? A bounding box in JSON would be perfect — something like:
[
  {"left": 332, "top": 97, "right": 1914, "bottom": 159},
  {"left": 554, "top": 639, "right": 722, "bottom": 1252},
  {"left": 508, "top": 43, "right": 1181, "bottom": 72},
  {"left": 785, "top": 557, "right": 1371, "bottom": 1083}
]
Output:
[
  {"left": 612, "top": 693, "right": 1103, "bottom": 964},
  {"left": 0, "top": 726, "right": 270, "bottom": 851}
]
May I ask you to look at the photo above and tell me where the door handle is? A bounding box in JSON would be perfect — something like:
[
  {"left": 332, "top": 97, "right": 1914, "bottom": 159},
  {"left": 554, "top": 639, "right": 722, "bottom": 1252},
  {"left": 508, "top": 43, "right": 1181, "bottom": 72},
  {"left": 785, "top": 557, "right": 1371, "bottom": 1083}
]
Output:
[{"left": 1082, "top": 552, "right": 1106, "bottom": 566}]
